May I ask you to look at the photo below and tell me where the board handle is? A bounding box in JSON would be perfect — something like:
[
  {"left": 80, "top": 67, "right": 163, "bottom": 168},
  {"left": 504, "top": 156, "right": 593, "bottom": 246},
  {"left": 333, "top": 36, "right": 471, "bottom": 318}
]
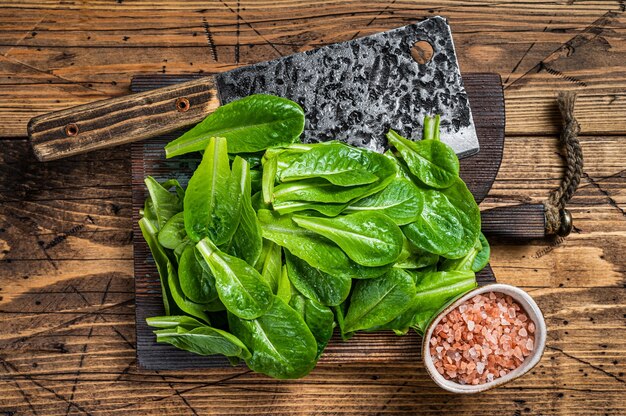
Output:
[
  {"left": 481, "top": 203, "right": 572, "bottom": 239},
  {"left": 27, "top": 76, "right": 220, "bottom": 162}
]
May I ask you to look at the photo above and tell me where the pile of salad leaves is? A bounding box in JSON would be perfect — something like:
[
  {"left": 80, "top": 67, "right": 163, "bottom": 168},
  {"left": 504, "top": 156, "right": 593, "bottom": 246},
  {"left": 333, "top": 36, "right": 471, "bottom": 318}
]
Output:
[{"left": 140, "top": 94, "right": 490, "bottom": 379}]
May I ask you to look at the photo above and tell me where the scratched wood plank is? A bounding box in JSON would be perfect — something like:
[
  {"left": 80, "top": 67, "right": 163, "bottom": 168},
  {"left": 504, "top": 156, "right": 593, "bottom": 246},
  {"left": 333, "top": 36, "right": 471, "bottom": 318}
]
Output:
[
  {"left": 0, "top": 288, "right": 625, "bottom": 415},
  {"left": 0, "top": 1, "right": 625, "bottom": 136}
]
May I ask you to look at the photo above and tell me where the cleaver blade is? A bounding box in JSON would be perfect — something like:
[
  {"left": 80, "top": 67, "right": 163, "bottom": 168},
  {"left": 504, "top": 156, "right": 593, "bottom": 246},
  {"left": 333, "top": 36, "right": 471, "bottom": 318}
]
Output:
[
  {"left": 217, "top": 16, "right": 478, "bottom": 157},
  {"left": 28, "top": 16, "right": 478, "bottom": 161}
]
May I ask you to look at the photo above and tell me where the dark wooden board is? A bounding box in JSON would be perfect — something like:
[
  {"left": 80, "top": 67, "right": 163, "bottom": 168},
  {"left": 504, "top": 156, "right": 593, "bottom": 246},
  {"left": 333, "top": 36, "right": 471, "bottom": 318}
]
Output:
[{"left": 131, "top": 73, "right": 504, "bottom": 370}]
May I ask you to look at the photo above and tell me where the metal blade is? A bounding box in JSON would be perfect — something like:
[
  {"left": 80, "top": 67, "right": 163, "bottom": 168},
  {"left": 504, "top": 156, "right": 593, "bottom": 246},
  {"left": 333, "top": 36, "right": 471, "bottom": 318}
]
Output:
[{"left": 215, "top": 16, "right": 478, "bottom": 157}]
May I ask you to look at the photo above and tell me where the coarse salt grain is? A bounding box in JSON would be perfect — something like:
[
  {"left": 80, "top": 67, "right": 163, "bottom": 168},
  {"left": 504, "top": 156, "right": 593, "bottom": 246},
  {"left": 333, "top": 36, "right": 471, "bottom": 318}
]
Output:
[{"left": 429, "top": 292, "right": 535, "bottom": 386}]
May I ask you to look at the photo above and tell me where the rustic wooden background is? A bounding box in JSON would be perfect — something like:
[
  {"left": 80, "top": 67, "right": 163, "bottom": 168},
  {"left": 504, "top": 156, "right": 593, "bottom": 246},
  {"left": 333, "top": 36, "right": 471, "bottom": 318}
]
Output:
[{"left": 0, "top": 1, "right": 624, "bottom": 415}]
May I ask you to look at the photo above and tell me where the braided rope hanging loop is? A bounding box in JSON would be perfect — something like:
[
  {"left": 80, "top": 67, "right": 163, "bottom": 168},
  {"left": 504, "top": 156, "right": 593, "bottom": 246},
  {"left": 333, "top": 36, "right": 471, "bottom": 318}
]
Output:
[{"left": 544, "top": 92, "right": 583, "bottom": 237}]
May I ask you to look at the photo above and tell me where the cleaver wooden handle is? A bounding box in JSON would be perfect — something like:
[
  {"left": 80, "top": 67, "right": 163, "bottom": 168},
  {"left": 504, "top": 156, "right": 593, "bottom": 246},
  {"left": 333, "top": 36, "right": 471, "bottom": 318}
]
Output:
[{"left": 27, "top": 76, "right": 220, "bottom": 162}]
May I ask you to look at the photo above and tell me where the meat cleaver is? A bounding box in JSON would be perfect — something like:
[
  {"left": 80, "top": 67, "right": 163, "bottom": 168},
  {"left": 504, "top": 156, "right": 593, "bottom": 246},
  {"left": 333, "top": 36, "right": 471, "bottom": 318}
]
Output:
[{"left": 28, "top": 17, "right": 479, "bottom": 162}]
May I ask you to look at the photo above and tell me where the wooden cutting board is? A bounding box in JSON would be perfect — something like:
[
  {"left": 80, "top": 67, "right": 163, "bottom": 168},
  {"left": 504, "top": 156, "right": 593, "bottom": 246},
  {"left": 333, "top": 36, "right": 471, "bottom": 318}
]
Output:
[{"left": 131, "top": 73, "right": 504, "bottom": 370}]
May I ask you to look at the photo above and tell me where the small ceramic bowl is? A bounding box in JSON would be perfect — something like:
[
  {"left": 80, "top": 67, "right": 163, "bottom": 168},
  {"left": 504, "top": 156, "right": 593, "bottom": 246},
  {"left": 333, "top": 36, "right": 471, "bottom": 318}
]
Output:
[{"left": 422, "top": 283, "right": 546, "bottom": 393}]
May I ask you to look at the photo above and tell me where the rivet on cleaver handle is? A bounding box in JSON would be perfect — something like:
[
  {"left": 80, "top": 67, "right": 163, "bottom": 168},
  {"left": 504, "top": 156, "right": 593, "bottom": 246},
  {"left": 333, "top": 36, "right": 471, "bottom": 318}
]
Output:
[{"left": 27, "top": 77, "right": 220, "bottom": 162}]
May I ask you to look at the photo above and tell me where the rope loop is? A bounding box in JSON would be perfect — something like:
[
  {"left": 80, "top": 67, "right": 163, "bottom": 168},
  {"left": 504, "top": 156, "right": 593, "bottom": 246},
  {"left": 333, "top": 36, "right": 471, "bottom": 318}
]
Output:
[{"left": 545, "top": 91, "right": 583, "bottom": 236}]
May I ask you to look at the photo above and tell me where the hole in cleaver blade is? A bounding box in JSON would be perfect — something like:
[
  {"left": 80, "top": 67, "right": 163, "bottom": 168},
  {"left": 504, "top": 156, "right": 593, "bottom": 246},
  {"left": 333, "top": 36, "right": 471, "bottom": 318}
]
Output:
[{"left": 215, "top": 16, "right": 479, "bottom": 158}]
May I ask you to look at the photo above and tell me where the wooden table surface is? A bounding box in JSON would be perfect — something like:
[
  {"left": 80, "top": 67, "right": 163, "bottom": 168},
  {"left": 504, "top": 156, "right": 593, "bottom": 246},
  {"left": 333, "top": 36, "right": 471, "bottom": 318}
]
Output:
[{"left": 0, "top": 1, "right": 624, "bottom": 415}]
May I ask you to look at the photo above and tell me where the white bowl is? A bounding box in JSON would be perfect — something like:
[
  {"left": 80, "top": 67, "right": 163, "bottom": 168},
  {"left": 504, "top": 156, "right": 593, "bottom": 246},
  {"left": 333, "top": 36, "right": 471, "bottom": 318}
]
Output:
[{"left": 422, "top": 283, "right": 547, "bottom": 393}]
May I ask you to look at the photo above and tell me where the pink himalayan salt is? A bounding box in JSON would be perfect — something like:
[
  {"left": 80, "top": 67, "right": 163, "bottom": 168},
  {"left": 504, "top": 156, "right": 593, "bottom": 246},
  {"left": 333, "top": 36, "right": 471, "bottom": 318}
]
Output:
[{"left": 429, "top": 292, "right": 535, "bottom": 385}]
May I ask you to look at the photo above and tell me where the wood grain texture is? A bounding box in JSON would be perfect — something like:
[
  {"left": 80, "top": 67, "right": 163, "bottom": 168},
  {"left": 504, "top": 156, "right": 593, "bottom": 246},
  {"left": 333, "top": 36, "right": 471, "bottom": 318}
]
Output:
[
  {"left": 130, "top": 73, "right": 504, "bottom": 370},
  {"left": 0, "top": 1, "right": 625, "bottom": 137},
  {"left": 28, "top": 76, "right": 219, "bottom": 161},
  {"left": 1, "top": 2, "right": 625, "bottom": 415}
]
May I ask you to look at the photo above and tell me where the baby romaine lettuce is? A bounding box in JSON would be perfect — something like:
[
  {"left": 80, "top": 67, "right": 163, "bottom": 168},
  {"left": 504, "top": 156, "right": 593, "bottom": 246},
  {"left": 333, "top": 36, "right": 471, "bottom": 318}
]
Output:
[
  {"left": 142, "top": 96, "right": 488, "bottom": 379},
  {"left": 228, "top": 297, "right": 318, "bottom": 379},
  {"left": 344, "top": 177, "right": 423, "bottom": 225},
  {"left": 184, "top": 137, "right": 242, "bottom": 244},
  {"left": 196, "top": 238, "right": 273, "bottom": 320},
  {"left": 165, "top": 94, "right": 305, "bottom": 157},
  {"left": 292, "top": 212, "right": 404, "bottom": 267},
  {"left": 386, "top": 129, "right": 459, "bottom": 189},
  {"left": 258, "top": 210, "right": 390, "bottom": 279},
  {"left": 285, "top": 250, "right": 351, "bottom": 307},
  {"left": 343, "top": 268, "right": 416, "bottom": 333}
]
